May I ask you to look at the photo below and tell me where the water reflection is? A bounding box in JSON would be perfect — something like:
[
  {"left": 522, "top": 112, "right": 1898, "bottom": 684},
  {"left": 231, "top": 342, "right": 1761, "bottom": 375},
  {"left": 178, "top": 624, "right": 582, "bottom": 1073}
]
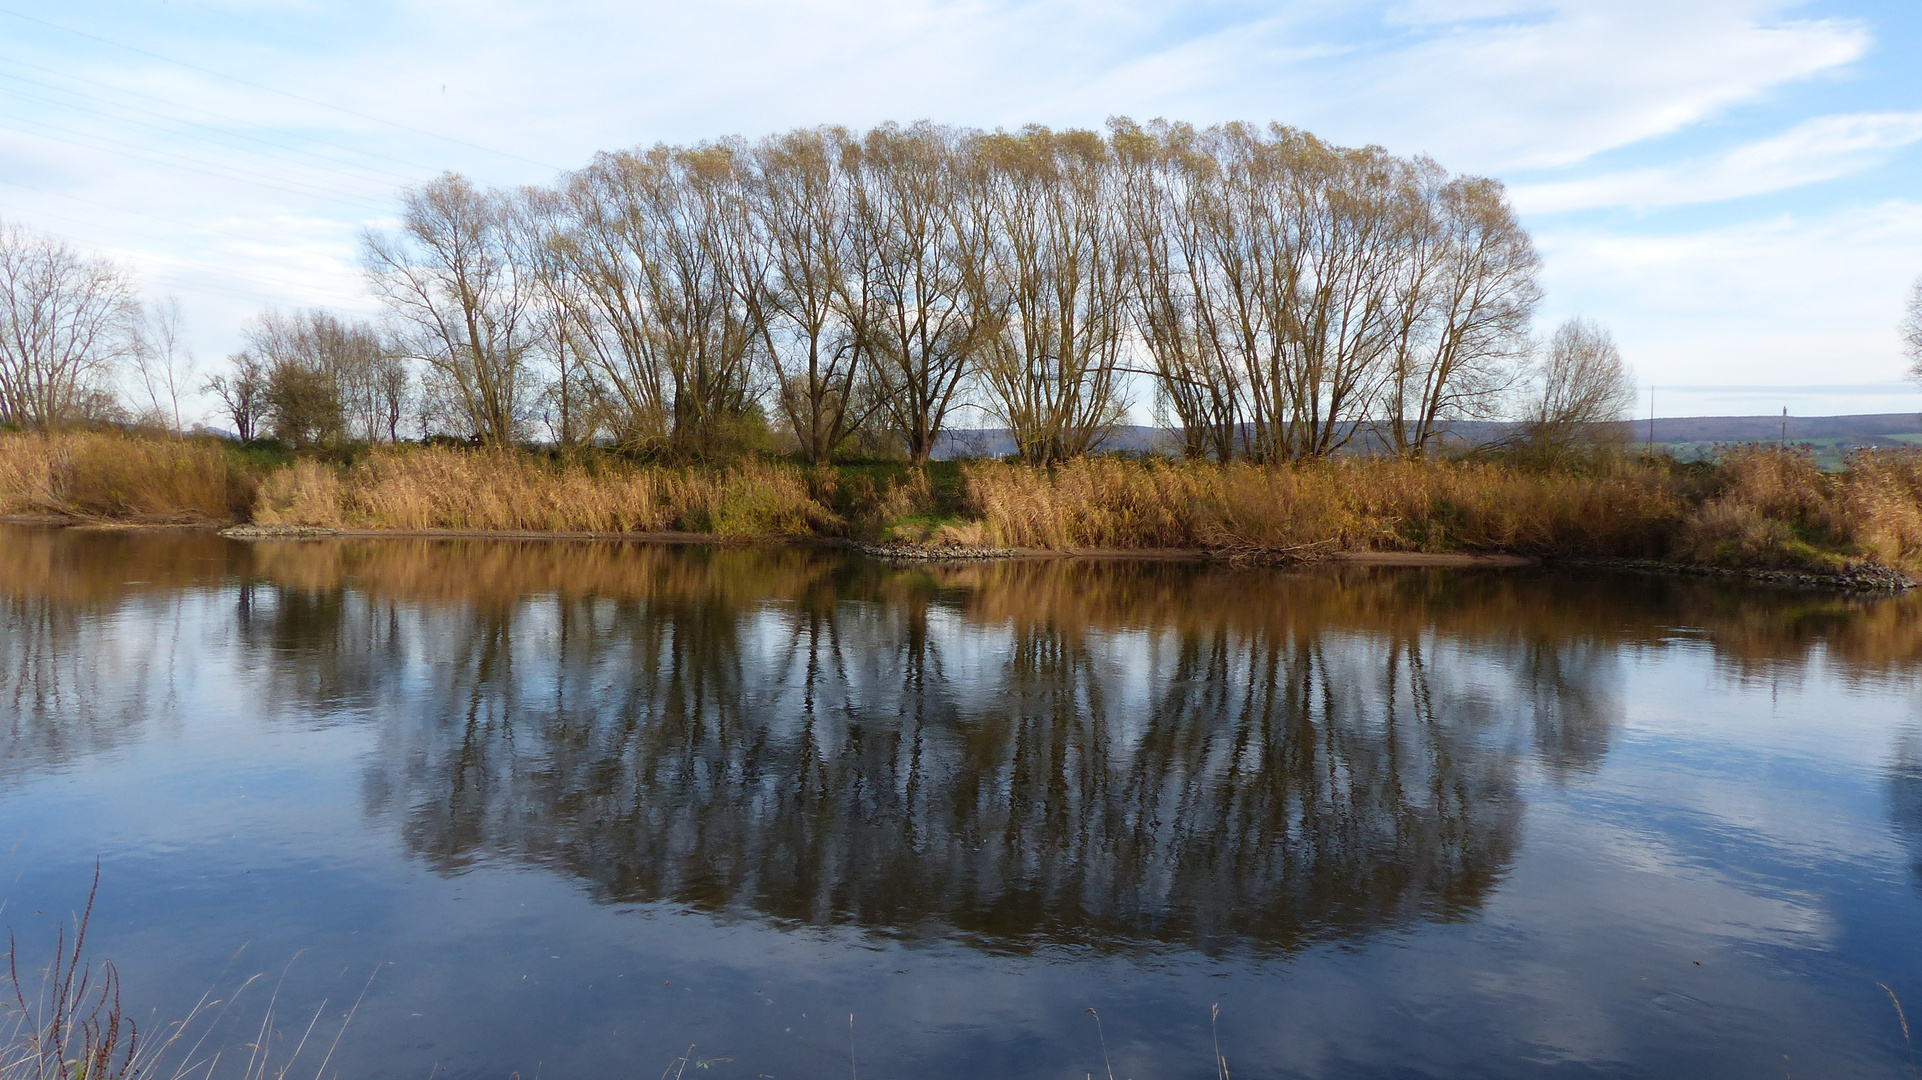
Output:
[
  {"left": 1893, "top": 733, "right": 1922, "bottom": 889},
  {"left": 9, "top": 528, "right": 1922, "bottom": 954},
  {"left": 0, "top": 529, "right": 220, "bottom": 783},
  {"left": 364, "top": 598, "right": 1528, "bottom": 954}
]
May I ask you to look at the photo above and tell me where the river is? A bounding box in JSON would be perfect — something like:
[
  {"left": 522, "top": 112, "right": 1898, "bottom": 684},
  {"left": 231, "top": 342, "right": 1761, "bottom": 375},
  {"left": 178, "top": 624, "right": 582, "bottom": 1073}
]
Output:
[{"left": 3, "top": 525, "right": 1920, "bottom": 1078}]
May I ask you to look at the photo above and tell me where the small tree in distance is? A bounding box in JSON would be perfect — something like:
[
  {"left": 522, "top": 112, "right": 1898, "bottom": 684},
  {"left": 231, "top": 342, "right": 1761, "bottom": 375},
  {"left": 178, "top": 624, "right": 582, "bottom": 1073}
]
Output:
[
  {"left": 132, "top": 295, "right": 195, "bottom": 433},
  {"left": 203, "top": 354, "right": 267, "bottom": 441},
  {"left": 1514, "top": 317, "right": 1636, "bottom": 464},
  {"left": 1902, "top": 274, "right": 1922, "bottom": 383}
]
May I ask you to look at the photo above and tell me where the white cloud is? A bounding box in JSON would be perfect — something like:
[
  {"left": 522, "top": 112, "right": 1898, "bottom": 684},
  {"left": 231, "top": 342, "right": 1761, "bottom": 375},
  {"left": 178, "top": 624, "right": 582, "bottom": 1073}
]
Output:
[
  {"left": 1275, "top": 0, "right": 1869, "bottom": 171},
  {"left": 136, "top": 0, "right": 1868, "bottom": 172},
  {"left": 0, "top": 0, "right": 1904, "bottom": 420},
  {"left": 1535, "top": 200, "right": 1922, "bottom": 392},
  {"left": 1515, "top": 112, "right": 1922, "bottom": 213}
]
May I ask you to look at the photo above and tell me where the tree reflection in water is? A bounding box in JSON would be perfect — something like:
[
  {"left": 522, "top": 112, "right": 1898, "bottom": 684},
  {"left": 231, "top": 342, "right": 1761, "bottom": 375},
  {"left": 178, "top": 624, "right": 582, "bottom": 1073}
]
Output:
[
  {"left": 313, "top": 545, "right": 1568, "bottom": 954},
  {"left": 11, "top": 528, "right": 1922, "bottom": 954},
  {"left": 1893, "top": 733, "right": 1922, "bottom": 890}
]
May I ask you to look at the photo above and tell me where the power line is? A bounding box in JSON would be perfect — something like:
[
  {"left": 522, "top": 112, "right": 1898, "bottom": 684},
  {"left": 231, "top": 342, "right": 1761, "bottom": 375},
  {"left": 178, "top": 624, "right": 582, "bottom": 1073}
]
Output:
[
  {"left": 0, "top": 51, "right": 456, "bottom": 178},
  {"left": 0, "top": 180, "right": 366, "bottom": 258},
  {"left": 0, "top": 65, "right": 427, "bottom": 188},
  {"left": 0, "top": 5, "right": 564, "bottom": 173},
  {"left": 0, "top": 114, "right": 397, "bottom": 211}
]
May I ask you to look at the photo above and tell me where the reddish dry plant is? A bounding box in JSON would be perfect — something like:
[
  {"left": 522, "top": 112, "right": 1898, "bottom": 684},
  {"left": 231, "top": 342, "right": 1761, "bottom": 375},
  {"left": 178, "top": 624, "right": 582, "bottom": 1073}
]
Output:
[{"left": 3, "top": 866, "right": 140, "bottom": 1080}]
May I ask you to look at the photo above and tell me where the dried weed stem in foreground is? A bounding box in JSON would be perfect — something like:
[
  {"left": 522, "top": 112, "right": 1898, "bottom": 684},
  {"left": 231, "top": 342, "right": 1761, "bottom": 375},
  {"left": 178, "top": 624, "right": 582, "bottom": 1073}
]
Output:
[{"left": 2, "top": 869, "right": 372, "bottom": 1080}]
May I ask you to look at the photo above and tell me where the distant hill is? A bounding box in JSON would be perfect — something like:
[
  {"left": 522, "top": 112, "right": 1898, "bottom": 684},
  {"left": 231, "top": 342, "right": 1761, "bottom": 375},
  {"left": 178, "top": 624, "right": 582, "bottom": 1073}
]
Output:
[{"left": 931, "top": 413, "right": 1922, "bottom": 461}]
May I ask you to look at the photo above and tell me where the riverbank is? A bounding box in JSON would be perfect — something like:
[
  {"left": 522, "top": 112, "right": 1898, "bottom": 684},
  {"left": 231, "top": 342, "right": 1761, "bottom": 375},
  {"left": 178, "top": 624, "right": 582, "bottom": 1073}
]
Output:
[{"left": 5, "top": 431, "right": 1921, "bottom": 589}]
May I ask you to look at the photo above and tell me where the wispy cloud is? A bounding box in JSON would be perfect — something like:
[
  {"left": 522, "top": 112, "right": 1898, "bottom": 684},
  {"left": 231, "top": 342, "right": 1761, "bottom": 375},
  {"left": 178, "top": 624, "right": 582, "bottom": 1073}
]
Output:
[
  {"left": 0, "top": 0, "right": 1910, "bottom": 418},
  {"left": 1515, "top": 112, "right": 1922, "bottom": 213},
  {"left": 1535, "top": 200, "right": 1922, "bottom": 384}
]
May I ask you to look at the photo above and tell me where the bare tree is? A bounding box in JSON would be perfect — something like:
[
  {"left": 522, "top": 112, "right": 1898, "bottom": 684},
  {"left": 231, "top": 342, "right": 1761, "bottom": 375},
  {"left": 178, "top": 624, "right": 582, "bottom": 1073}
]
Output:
[
  {"left": 133, "top": 295, "right": 197, "bottom": 432},
  {"left": 1903, "top": 274, "right": 1922, "bottom": 382},
  {"left": 553, "top": 145, "right": 759, "bottom": 452},
  {"left": 355, "top": 121, "right": 1546, "bottom": 465},
  {"left": 503, "top": 185, "right": 587, "bottom": 447},
  {"left": 1517, "top": 317, "right": 1636, "bottom": 460},
  {"left": 0, "top": 219, "right": 140, "bottom": 429},
  {"left": 1112, "top": 118, "right": 1247, "bottom": 461},
  {"left": 745, "top": 126, "right": 874, "bottom": 464},
  {"left": 374, "top": 345, "right": 411, "bottom": 443},
  {"left": 364, "top": 173, "right": 536, "bottom": 445},
  {"left": 242, "top": 309, "right": 392, "bottom": 446},
  {"left": 204, "top": 353, "right": 268, "bottom": 441},
  {"left": 1379, "top": 172, "right": 1540, "bottom": 457},
  {"left": 1254, "top": 133, "right": 1407, "bottom": 461},
  {"left": 851, "top": 123, "right": 982, "bottom": 466},
  {"left": 969, "top": 127, "right": 1131, "bottom": 462}
]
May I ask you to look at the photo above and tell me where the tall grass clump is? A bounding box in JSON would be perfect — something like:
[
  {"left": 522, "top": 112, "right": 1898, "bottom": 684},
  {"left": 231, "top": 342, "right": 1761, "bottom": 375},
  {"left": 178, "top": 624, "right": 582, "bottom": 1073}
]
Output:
[
  {"left": 1830, "top": 450, "right": 1922, "bottom": 569},
  {"left": 1677, "top": 446, "right": 1922, "bottom": 572},
  {"left": 0, "top": 433, "right": 255, "bottom": 523},
  {"left": 253, "top": 445, "right": 838, "bottom": 537},
  {"left": 962, "top": 457, "right": 1692, "bottom": 558}
]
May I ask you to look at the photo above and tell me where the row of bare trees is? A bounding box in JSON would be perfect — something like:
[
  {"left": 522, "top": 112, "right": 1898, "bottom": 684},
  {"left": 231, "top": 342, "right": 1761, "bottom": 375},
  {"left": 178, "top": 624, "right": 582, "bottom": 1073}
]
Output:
[
  {"left": 2, "top": 121, "right": 1638, "bottom": 458},
  {"left": 358, "top": 120, "right": 1563, "bottom": 462},
  {"left": 0, "top": 216, "right": 418, "bottom": 445},
  {"left": 206, "top": 310, "right": 408, "bottom": 446}
]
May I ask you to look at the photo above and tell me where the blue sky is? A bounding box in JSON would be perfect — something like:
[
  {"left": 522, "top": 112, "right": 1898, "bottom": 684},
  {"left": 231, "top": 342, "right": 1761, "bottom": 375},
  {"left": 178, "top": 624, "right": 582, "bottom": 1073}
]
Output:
[{"left": 1, "top": 0, "right": 1918, "bottom": 420}]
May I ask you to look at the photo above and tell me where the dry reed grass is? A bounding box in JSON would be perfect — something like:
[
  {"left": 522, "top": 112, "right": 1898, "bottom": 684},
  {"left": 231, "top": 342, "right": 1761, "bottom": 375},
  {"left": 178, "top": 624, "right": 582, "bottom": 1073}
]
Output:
[
  {"left": 0, "top": 433, "right": 255, "bottom": 523},
  {"left": 253, "top": 446, "right": 838, "bottom": 537},
  {"left": 961, "top": 457, "right": 1693, "bottom": 558},
  {"left": 1676, "top": 447, "right": 1922, "bottom": 571},
  {"left": 10, "top": 431, "right": 1922, "bottom": 577}
]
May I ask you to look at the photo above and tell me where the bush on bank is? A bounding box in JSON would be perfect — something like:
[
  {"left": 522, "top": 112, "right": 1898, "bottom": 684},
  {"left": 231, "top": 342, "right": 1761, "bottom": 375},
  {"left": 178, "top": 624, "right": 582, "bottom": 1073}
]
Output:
[{"left": 5, "top": 432, "right": 1922, "bottom": 575}]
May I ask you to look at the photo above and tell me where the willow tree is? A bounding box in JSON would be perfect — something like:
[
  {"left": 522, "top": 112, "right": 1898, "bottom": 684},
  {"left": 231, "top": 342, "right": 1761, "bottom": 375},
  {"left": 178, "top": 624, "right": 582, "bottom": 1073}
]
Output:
[
  {"left": 851, "top": 123, "right": 982, "bottom": 466},
  {"left": 1519, "top": 317, "right": 1635, "bottom": 460},
  {"left": 745, "top": 127, "right": 872, "bottom": 464},
  {"left": 967, "top": 127, "right": 1130, "bottom": 462},
  {"left": 553, "top": 144, "right": 758, "bottom": 451},
  {"left": 363, "top": 174, "right": 535, "bottom": 445},
  {"left": 1377, "top": 170, "right": 1540, "bottom": 457},
  {"left": 1112, "top": 119, "right": 1248, "bottom": 461},
  {"left": 1249, "top": 132, "right": 1407, "bottom": 461}
]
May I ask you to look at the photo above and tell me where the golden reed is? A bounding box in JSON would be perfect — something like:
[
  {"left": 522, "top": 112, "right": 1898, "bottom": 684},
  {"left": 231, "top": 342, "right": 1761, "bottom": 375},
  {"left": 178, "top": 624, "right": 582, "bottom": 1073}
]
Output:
[
  {"left": 0, "top": 431, "right": 255, "bottom": 523},
  {"left": 5, "top": 433, "right": 1922, "bottom": 574},
  {"left": 959, "top": 456, "right": 1693, "bottom": 557},
  {"left": 251, "top": 445, "right": 836, "bottom": 536}
]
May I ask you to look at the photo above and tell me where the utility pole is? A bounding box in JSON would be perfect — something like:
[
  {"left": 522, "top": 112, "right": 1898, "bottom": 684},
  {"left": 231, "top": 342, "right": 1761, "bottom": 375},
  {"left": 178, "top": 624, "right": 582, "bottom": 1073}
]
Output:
[
  {"left": 1647, "top": 385, "right": 1656, "bottom": 455},
  {"left": 1781, "top": 406, "right": 1787, "bottom": 446}
]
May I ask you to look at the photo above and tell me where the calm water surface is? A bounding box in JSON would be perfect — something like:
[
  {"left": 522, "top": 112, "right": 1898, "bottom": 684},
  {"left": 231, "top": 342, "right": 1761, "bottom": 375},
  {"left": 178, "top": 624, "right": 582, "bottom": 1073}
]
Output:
[{"left": 4, "top": 525, "right": 1922, "bottom": 1078}]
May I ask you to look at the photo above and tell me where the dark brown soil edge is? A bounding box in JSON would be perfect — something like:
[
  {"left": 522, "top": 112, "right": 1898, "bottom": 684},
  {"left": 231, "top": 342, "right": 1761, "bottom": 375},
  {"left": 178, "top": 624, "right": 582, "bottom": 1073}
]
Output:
[
  {"left": 190, "top": 527, "right": 1916, "bottom": 593},
  {"left": 846, "top": 541, "right": 1537, "bottom": 567},
  {"left": 218, "top": 524, "right": 740, "bottom": 544},
  {"left": 6, "top": 512, "right": 235, "bottom": 529},
  {"left": 1547, "top": 555, "right": 1915, "bottom": 593}
]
